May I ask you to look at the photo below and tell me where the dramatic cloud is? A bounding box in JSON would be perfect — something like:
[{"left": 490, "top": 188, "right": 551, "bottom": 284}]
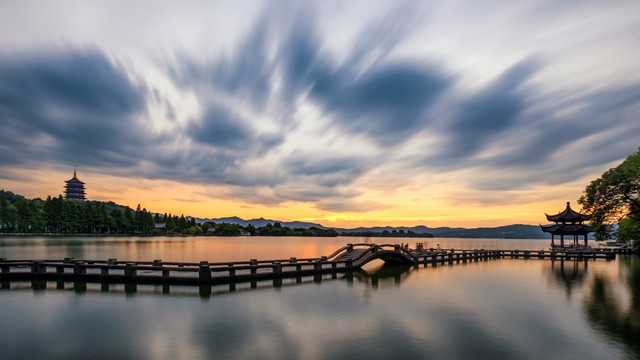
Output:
[
  {"left": 0, "top": 0, "right": 639, "bottom": 223},
  {"left": 0, "top": 50, "right": 149, "bottom": 170}
]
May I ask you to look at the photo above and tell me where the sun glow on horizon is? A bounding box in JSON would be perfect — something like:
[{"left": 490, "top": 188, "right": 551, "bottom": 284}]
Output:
[{"left": 1, "top": 166, "right": 596, "bottom": 229}]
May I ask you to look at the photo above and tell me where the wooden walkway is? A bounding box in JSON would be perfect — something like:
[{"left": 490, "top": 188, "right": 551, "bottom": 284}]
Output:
[{"left": 0, "top": 243, "right": 624, "bottom": 286}]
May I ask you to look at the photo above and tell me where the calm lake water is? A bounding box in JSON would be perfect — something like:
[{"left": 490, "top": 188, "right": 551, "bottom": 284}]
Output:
[{"left": 1, "top": 236, "right": 638, "bottom": 360}]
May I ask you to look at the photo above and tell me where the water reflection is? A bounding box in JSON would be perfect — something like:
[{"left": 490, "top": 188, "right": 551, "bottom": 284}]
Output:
[
  {"left": 1, "top": 264, "right": 422, "bottom": 299},
  {"left": 3, "top": 255, "right": 638, "bottom": 359},
  {"left": 584, "top": 256, "right": 640, "bottom": 358},
  {"left": 548, "top": 258, "right": 589, "bottom": 298}
]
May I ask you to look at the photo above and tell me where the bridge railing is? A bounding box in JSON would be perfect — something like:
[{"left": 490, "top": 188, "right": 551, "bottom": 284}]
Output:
[
  {"left": 324, "top": 243, "right": 374, "bottom": 260},
  {"left": 0, "top": 256, "right": 358, "bottom": 283}
]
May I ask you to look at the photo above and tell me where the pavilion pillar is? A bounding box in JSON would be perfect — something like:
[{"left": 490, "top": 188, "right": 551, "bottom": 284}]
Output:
[
  {"left": 584, "top": 234, "right": 588, "bottom": 246},
  {"left": 560, "top": 234, "right": 564, "bottom": 248},
  {"left": 551, "top": 234, "right": 555, "bottom": 247}
]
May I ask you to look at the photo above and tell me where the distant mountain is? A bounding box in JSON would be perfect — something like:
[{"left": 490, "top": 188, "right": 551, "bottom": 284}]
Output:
[
  {"left": 334, "top": 225, "right": 439, "bottom": 235},
  {"left": 195, "top": 216, "right": 327, "bottom": 229},
  {"left": 195, "top": 216, "right": 555, "bottom": 239},
  {"left": 431, "top": 224, "right": 548, "bottom": 239}
]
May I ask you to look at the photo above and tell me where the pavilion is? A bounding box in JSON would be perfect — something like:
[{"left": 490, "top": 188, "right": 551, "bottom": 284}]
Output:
[
  {"left": 541, "top": 202, "right": 591, "bottom": 248},
  {"left": 64, "top": 168, "right": 86, "bottom": 200}
]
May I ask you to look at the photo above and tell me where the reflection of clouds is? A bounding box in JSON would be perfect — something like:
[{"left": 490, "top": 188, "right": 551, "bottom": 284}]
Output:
[{"left": 1, "top": 257, "right": 635, "bottom": 359}]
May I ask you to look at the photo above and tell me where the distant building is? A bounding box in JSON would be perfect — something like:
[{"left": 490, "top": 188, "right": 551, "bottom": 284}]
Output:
[{"left": 64, "top": 168, "right": 86, "bottom": 200}]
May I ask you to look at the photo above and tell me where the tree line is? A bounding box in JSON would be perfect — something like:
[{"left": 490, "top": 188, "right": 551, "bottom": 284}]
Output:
[
  {"left": 340, "top": 229, "right": 433, "bottom": 238},
  {"left": 0, "top": 190, "right": 338, "bottom": 236},
  {"left": 0, "top": 190, "right": 198, "bottom": 235},
  {"left": 201, "top": 221, "right": 338, "bottom": 237}
]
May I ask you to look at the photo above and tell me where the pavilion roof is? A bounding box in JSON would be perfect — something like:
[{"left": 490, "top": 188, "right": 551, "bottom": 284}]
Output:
[
  {"left": 540, "top": 223, "right": 591, "bottom": 235},
  {"left": 545, "top": 202, "right": 590, "bottom": 223}
]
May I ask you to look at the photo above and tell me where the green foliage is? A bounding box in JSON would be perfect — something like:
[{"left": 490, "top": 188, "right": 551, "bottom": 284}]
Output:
[
  {"left": 1, "top": 189, "right": 338, "bottom": 238},
  {"left": 0, "top": 189, "right": 160, "bottom": 235},
  {"left": 579, "top": 148, "right": 640, "bottom": 241},
  {"left": 618, "top": 200, "right": 640, "bottom": 243}
]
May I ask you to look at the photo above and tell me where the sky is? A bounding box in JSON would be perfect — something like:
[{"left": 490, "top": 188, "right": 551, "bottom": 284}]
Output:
[{"left": 0, "top": 0, "right": 639, "bottom": 228}]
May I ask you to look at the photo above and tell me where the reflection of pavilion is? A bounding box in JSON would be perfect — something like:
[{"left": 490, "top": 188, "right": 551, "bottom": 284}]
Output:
[
  {"left": 549, "top": 258, "right": 588, "bottom": 298},
  {"left": 541, "top": 202, "right": 591, "bottom": 248}
]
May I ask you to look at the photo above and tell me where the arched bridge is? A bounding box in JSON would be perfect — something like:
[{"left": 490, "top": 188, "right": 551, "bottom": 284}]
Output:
[{"left": 325, "top": 243, "right": 417, "bottom": 267}]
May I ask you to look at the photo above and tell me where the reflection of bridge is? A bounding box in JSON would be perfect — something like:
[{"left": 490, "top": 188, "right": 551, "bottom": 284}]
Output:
[{"left": 0, "top": 243, "right": 617, "bottom": 286}]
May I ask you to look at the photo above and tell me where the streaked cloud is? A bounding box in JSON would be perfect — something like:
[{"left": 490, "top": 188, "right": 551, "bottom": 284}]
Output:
[{"left": 0, "top": 0, "right": 638, "bottom": 224}]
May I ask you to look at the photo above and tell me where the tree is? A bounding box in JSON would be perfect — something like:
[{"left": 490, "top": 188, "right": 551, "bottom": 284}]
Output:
[
  {"left": 110, "top": 208, "right": 124, "bottom": 233},
  {"left": 579, "top": 148, "right": 640, "bottom": 241},
  {"left": 617, "top": 200, "right": 640, "bottom": 244}
]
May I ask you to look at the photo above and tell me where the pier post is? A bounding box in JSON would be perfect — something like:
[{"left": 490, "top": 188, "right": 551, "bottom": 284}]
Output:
[
  {"left": 346, "top": 260, "right": 353, "bottom": 269},
  {"left": 250, "top": 259, "right": 258, "bottom": 276},
  {"left": 273, "top": 261, "right": 282, "bottom": 274},
  {"left": 228, "top": 265, "right": 236, "bottom": 277},
  {"left": 74, "top": 261, "right": 86, "bottom": 275},
  {"left": 124, "top": 263, "right": 136, "bottom": 277},
  {"left": 347, "top": 244, "right": 353, "bottom": 251},
  {"left": 108, "top": 258, "right": 117, "bottom": 265},
  {"left": 289, "top": 257, "right": 297, "bottom": 263},
  {"left": 31, "top": 261, "right": 43, "bottom": 275},
  {"left": 64, "top": 257, "right": 74, "bottom": 263},
  {"left": 314, "top": 259, "right": 322, "bottom": 271},
  {"left": 199, "top": 261, "right": 211, "bottom": 280},
  {"left": 56, "top": 265, "right": 64, "bottom": 274},
  {"left": 153, "top": 259, "right": 162, "bottom": 266},
  {"left": 101, "top": 266, "right": 109, "bottom": 276},
  {"left": 524, "top": 251, "right": 530, "bottom": 259}
]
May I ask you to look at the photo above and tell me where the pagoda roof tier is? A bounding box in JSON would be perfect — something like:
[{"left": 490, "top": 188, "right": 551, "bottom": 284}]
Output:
[
  {"left": 65, "top": 178, "right": 85, "bottom": 185},
  {"left": 545, "top": 202, "right": 590, "bottom": 223},
  {"left": 540, "top": 223, "right": 591, "bottom": 235}
]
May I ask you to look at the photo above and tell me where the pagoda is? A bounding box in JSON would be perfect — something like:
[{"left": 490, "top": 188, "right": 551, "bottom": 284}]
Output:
[
  {"left": 541, "top": 202, "right": 591, "bottom": 248},
  {"left": 64, "top": 168, "right": 86, "bottom": 200}
]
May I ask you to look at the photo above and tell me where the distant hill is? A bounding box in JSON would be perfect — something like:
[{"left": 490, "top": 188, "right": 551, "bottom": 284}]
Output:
[
  {"left": 196, "top": 217, "right": 553, "bottom": 239},
  {"left": 195, "top": 216, "right": 326, "bottom": 230},
  {"left": 335, "top": 225, "right": 461, "bottom": 235},
  {"left": 430, "top": 224, "right": 548, "bottom": 239}
]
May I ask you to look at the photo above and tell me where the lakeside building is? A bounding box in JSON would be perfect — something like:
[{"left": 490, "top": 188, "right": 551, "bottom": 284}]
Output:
[
  {"left": 64, "top": 168, "right": 86, "bottom": 201},
  {"left": 541, "top": 202, "right": 591, "bottom": 248}
]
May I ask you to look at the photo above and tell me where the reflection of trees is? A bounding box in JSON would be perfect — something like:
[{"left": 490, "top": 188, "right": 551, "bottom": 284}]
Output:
[
  {"left": 584, "top": 256, "right": 640, "bottom": 357},
  {"left": 549, "top": 258, "right": 588, "bottom": 298}
]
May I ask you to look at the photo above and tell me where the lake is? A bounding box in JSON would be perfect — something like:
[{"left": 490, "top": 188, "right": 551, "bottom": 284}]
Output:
[{"left": 0, "top": 236, "right": 638, "bottom": 359}]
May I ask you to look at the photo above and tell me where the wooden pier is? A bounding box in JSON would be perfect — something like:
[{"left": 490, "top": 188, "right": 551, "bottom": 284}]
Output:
[{"left": 0, "top": 243, "right": 624, "bottom": 286}]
